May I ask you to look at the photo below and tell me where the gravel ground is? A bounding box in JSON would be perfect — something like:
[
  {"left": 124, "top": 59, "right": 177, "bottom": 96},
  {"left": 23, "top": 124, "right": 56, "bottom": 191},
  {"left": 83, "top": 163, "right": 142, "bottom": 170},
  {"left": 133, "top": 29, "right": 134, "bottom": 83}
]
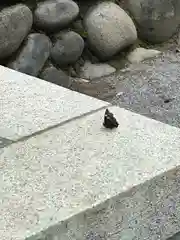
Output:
[
  {"left": 110, "top": 50, "right": 180, "bottom": 128},
  {"left": 72, "top": 30, "right": 180, "bottom": 129}
]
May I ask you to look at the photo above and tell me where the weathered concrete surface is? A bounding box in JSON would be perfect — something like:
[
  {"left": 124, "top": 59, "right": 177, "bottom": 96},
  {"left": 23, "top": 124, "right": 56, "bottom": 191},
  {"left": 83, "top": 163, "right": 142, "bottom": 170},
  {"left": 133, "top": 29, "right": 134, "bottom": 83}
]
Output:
[
  {"left": 1, "top": 106, "right": 180, "bottom": 240},
  {"left": 0, "top": 65, "right": 108, "bottom": 140}
]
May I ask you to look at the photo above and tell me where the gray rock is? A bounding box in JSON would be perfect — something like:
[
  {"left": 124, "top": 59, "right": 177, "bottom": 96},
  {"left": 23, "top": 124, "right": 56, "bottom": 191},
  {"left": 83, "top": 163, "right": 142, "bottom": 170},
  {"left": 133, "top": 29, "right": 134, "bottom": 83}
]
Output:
[
  {"left": 40, "top": 66, "right": 72, "bottom": 88},
  {"left": 0, "top": 4, "right": 32, "bottom": 59},
  {"left": 127, "top": 47, "right": 161, "bottom": 63},
  {"left": 79, "top": 61, "right": 116, "bottom": 80},
  {"left": 8, "top": 33, "right": 51, "bottom": 76},
  {"left": 34, "top": 0, "right": 79, "bottom": 32},
  {"left": 51, "top": 31, "right": 84, "bottom": 66},
  {"left": 84, "top": 2, "right": 137, "bottom": 60},
  {"left": 127, "top": 0, "right": 180, "bottom": 43}
]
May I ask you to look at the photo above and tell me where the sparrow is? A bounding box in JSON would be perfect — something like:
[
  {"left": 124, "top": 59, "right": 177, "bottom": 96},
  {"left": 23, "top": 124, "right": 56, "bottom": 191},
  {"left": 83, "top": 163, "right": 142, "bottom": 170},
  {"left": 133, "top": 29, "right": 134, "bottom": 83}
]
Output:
[{"left": 103, "top": 109, "right": 119, "bottom": 129}]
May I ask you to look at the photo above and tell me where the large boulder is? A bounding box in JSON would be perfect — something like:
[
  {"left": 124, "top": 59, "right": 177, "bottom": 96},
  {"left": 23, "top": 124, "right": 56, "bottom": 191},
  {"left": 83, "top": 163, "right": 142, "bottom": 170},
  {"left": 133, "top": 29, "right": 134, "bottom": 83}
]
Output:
[
  {"left": 8, "top": 33, "right": 52, "bottom": 76},
  {"left": 34, "top": 0, "right": 79, "bottom": 33},
  {"left": 84, "top": 2, "right": 137, "bottom": 60},
  {"left": 0, "top": 4, "right": 32, "bottom": 59},
  {"left": 51, "top": 31, "right": 84, "bottom": 66},
  {"left": 127, "top": 0, "right": 180, "bottom": 43}
]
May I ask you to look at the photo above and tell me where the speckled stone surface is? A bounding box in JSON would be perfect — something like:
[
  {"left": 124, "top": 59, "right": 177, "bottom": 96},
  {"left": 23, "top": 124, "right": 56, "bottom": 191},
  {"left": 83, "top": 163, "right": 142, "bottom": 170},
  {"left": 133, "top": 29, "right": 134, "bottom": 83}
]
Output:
[
  {"left": 0, "top": 65, "right": 108, "bottom": 140},
  {"left": 1, "top": 106, "right": 180, "bottom": 240}
]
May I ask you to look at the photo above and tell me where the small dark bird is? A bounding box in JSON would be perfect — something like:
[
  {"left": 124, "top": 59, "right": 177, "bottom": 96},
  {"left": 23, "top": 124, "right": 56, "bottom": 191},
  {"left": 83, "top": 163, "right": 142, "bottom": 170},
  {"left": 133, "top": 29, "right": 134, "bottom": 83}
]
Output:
[{"left": 103, "top": 109, "right": 119, "bottom": 129}]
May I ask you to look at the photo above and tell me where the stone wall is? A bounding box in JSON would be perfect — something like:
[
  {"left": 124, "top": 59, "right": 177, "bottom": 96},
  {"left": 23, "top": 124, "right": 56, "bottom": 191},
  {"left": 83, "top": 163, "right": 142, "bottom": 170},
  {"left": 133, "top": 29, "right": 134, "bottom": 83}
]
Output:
[{"left": 0, "top": 0, "right": 179, "bottom": 87}]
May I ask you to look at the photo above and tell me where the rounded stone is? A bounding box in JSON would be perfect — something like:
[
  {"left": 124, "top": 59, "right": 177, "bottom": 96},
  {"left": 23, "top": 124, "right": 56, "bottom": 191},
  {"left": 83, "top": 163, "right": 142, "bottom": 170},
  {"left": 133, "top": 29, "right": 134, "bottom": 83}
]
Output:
[
  {"left": 34, "top": 0, "right": 79, "bottom": 32},
  {"left": 8, "top": 33, "right": 52, "bottom": 76},
  {"left": 127, "top": 0, "right": 180, "bottom": 43},
  {"left": 84, "top": 2, "right": 137, "bottom": 60},
  {"left": 127, "top": 47, "right": 161, "bottom": 63},
  {"left": 0, "top": 4, "right": 32, "bottom": 59},
  {"left": 79, "top": 61, "right": 116, "bottom": 80},
  {"left": 40, "top": 66, "right": 72, "bottom": 88},
  {"left": 51, "top": 31, "right": 84, "bottom": 66}
]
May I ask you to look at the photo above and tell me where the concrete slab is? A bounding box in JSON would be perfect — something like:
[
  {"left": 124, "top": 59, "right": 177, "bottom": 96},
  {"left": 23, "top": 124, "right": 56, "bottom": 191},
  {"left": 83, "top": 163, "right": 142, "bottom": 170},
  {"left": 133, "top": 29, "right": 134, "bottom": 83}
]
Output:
[
  {"left": 0, "top": 65, "right": 108, "bottom": 140},
  {"left": 1, "top": 106, "right": 180, "bottom": 240}
]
